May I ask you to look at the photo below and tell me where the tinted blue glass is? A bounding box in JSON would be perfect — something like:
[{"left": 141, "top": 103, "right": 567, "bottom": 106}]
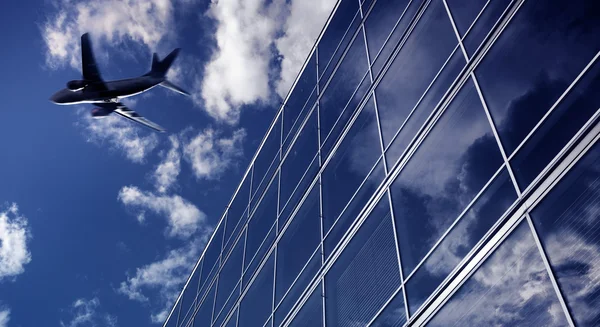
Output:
[
  {"left": 427, "top": 221, "right": 569, "bottom": 326},
  {"left": 251, "top": 115, "right": 281, "bottom": 211},
  {"left": 475, "top": 0, "right": 600, "bottom": 155},
  {"left": 369, "top": 0, "right": 422, "bottom": 77},
  {"left": 288, "top": 286, "right": 323, "bottom": 327},
  {"left": 200, "top": 223, "right": 224, "bottom": 292},
  {"left": 284, "top": 91, "right": 317, "bottom": 155},
  {"left": 214, "top": 281, "right": 240, "bottom": 327},
  {"left": 322, "top": 96, "right": 381, "bottom": 232},
  {"left": 246, "top": 178, "right": 277, "bottom": 271},
  {"left": 446, "top": 0, "right": 487, "bottom": 36},
  {"left": 279, "top": 157, "right": 319, "bottom": 231},
  {"left": 321, "top": 72, "right": 370, "bottom": 160},
  {"left": 376, "top": 0, "right": 457, "bottom": 148},
  {"left": 243, "top": 225, "right": 275, "bottom": 287},
  {"left": 512, "top": 59, "right": 600, "bottom": 190},
  {"left": 371, "top": 289, "right": 407, "bottom": 327},
  {"left": 239, "top": 254, "right": 274, "bottom": 327},
  {"left": 319, "top": 31, "right": 369, "bottom": 147},
  {"left": 324, "top": 161, "right": 385, "bottom": 259},
  {"left": 405, "top": 169, "right": 517, "bottom": 313},
  {"left": 364, "top": 0, "right": 411, "bottom": 61},
  {"left": 224, "top": 175, "right": 250, "bottom": 255},
  {"left": 224, "top": 308, "right": 237, "bottom": 327},
  {"left": 325, "top": 197, "right": 400, "bottom": 326},
  {"left": 463, "top": 0, "right": 511, "bottom": 56},
  {"left": 179, "top": 266, "right": 201, "bottom": 326},
  {"left": 215, "top": 237, "right": 244, "bottom": 320},
  {"left": 281, "top": 110, "right": 318, "bottom": 208},
  {"left": 530, "top": 142, "right": 600, "bottom": 327},
  {"left": 275, "top": 252, "right": 321, "bottom": 327},
  {"left": 284, "top": 53, "right": 317, "bottom": 150},
  {"left": 165, "top": 301, "right": 180, "bottom": 327},
  {"left": 276, "top": 185, "right": 320, "bottom": 302},
  {"left": 193, "top": 281, "right": 216, "bottom": 327},
  {"left": 385, "top": 49, "right": 465, "bottom": 167},
  {"left": 318, "top": 0, "right": 360, "bottom": 84},
  {"left": 390, "top": 80, "right": 503, "bottom": 277}
]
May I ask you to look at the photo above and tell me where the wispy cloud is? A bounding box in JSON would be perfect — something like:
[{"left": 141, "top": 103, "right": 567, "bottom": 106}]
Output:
[
  {"left": 118, "top": 236, "right": 210, "bottom": 323},
  {"left": 79, "top": 112, "right": 159, "bottom": 163},
  {"left": 153, "top": 136, "right": 181, "bottom": 193},
  {"left": 118, "top": 186, "right": 207, "bottom": 239},
  {"left": 60, "top": 297, "right": 117, "bottom": 327},
  {"left": 182, "top": 128, "right": 246, "bottom": 180},
  {"left": 0, "top": 203, "right": 32, "bottom": 281},
  {"left": 0, "top": 308, "right": 9, "bottom": 327}
]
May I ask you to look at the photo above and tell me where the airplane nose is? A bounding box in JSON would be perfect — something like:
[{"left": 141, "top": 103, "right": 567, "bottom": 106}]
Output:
[{"left": 50, "top": 91, "right": 64, "bottom": 103}]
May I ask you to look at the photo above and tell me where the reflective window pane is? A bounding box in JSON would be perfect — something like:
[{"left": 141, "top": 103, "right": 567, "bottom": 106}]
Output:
[
  {"left": 405, "top": 169, "right": 517, "bottom": 314},
  {"left": 318, "top": 0, "right": 360, "bottom": 84},
  {"left": 224, "top": 175, "right": 250, "bottom": 254},
  {"left": 276, "top": 185, "right": 320, "bottom": 303},
  {"left": 224, "top": 308, "right": 237, "bottom": 327},
  {"left": 512, "top": 58, "right": 600, "bottom": 190},
  {"left": 446, "top": 0, "right": 487, "bottom": 37},
  {"left": 165, "top": 301, "right": 180, "bottom": 327},
  {"left": 427, "top": 221, "right": 569, "bottom": 326},
  {"left": 284, "top": 52, "right": 317, "bottom": 150},
  {"left": 246, "top": 179, "right": 278, "bottom": 270},
  {"left": 251, "top": 115, "right": 281, "bottom": 212},
  {"left": 530, "top": 141, "right": 600, "bottom": 327},
  {"left": 279, "top": 157, "right": 319, "bottom": 231},
  {"left": 364, "top": 0, "right": 412, "bottom": 63},
  {"left": 281, "top": 110, "right": 318, "bottom": 208},
  {"left": 370, "top": 289, "right": 407, "bottom": 327},
  {"left": 193, "top": 281, "right": 216, "bottom": 327},
  {"left": 179, "top": 265, "right": 201, "bottom": 326},
  {"left": 320, "top": 31, "right": 369, "bottom": 147},
  {"left": 240, "top": 254, "right": 274, "bottom": 327},
  {"left": 215, "top": 236, "right": 244, "bottom": 321},
  {"left": 390, "top": 80, "right": 503, "bottom": 277},
  {"left": 384, "top": 49, "right": 465, "bottom": 167},
  {"left": 325, "top": 197, "right": 401, "bottom": 326},
  {"left": 463, "top": 0, "right": 511, "bottom": 56},
  {"left": 376, "top": 0, "right": 458, "bottom": 148},
  {"left": 322, "top": 97, "right": 382, "bottom": 233},
  {"left": 201, "top": 223, "right": 224, "bottom": 294},
  {"left": 243, "top": 224, "right": 275, "bottom": 288},
  {"left": 288, "top": 286, "right": 323, "bottom": 327},
  {"left": 475, "top": 0, "right": 600, "bottom": 154}
]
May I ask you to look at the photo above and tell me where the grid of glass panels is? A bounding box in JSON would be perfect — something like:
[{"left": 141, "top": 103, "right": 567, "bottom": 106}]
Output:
[{"left": 164, "top": 0, "right": 600, "bottom": 326}]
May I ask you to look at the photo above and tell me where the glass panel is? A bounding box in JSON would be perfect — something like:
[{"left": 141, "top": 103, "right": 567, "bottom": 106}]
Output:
[
  {"left": 319, "top": 31, "right": 369, "bottom": 148},
  {"left": 390, "top": 80, "right": 503, "bottom": 277},
  {"left": 364, "top": 0, "right": 411, "bottom": 60},
  {"left": 201, "top": 223, "right": 224, "bottom": 293},
  {"left": 385, "top": 49, "right": 465, "bottom": 167},
  {"left": 369, "top": 1, "right": 422, "bottom": 77},
  {"left": 276, "top": 185, "right": 320, "bottom": 303},
  {"left": 463, "top": 0, "right": 511, "bottom": 56},
  {"left": 446, "top": 0, "right": 487, "bottom": 37},
  {"left": 324, "top": 161, "right": 385, "bottom": 259},
  {"left": 243, "top": 225, "right": 275, "bottom": 288},
  {"left": 275, "top": 252, "right": 321, "bottom": 327},
  {"left": 427, "top": 221, "right": 569, "bottom": 326},
  {"left": 251, "top": 115, "right": 281, "bottom": 211},
  {"left": 193, "top": 281, "right": 216, "bottom": 327},
  {"left": 224, "top": 308, "right": 237, "bottom": 327},
  {"left": 246, "top": 178, "right": 278, "bottom": 270},
  {"left": 475, "top": 0, "right": 600, "bottom": 155},
  {"left": 325, "top": 197, "right": 401, "bottom": 326},
  {"left": 318, "top": 0, "right": 360, "bottom": 84},
  {"left": 165, "top": 301, "right": 180, "bottom": 327},
  {"left": 281, "top": 110, "right": 318, "bottom": 208},
  {"left": 530, "top": 141, "right": 600, "bottom": 327},
  {"left": 405, "top": 169, "right": 517, "bottom": 314},
  {"left": 284, "top": 92, "right": 317, "bottom": 155},
  {"left": 284, "top": 52, "right": 317, "bottom": 150},
  {"left": 179, "top": 266, "right": 202, "bottom": 326},
  {"left": 376, "top": 0, "right": 458, "bottom": 148},
  {"left": 239, "top": 254, "right": 274, "bottom": 327},
  {"left": 370, "top": 289, "right": 407, "bottom": 327},
  {"left": 322, "top": 96, "right": 381, "bottom": 233},
  {"left": 279, "top": 157, "right": 319, "bottom": 231},
  {"left": 215, "top": 236, "right": 244, "bottom": 320},
  {"left": 224, "top": 176, "right": 250, "bottom": 255},
  {"left": 288, "top": 286, "right": 323, "bottom": 327},
  {"left": 512, "top": 58, "right": 600, "bottom": 190}
]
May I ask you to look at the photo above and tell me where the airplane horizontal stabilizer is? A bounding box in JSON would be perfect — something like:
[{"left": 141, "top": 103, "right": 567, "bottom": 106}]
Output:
[{"left": 160, "top": 80, "right": 190, "bottom": 96}]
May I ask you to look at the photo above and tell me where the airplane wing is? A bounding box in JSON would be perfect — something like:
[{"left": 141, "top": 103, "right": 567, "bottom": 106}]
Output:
[
  {"left": 81, "top": 33, "right": 107, "bottom": 90},
  {"left": 109, "top": 103, "right": 166, "bottom": 132}
]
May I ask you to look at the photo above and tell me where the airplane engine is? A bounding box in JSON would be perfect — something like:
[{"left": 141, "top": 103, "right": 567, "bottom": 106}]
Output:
[
  {"left": 66, "top": 80, "right": 87, "bottom": 91},
  {"left": 91, "top": 107, "right": 112, "bottom": 119}
]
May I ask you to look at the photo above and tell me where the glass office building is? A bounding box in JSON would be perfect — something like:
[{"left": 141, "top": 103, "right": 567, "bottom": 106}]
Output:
[{"left": 164, "top": 0, "right": 600, "bottom": 326}]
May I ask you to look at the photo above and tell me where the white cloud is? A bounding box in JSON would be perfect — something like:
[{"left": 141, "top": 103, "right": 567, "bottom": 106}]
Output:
[
  {"left": 0, "top": 203, "right": 32, "bottom": 281},
  {"left": 79, "top": 112, "right": 159, "bottom": 164},
  {"left": 0, "top": 309, "right": 9, "bottom": 327},
  {"left": 118, "top": 186, "right": 206, "bottom": 239},
  {"left": 154, "top": 136, "right": 181, "bottom": 193},
  {"left": 118, "top": 236, "right": 210, "bottom": 324},
  {"left": 60, "top": 297, "right": 117, "bottom": 327},
  {"left": 182, "top": 128, "right": 246, "bottom": 180}
]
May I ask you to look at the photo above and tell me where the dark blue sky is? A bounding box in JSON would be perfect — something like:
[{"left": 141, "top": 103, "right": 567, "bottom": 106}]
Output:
[{"left": 0, "top": 0, "right": 336, "bottom": 326}]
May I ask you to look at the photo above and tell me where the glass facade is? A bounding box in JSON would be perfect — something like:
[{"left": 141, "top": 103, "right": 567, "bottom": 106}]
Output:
[{"left": 164, "top": 0, "right": 600, "bottom": 326}]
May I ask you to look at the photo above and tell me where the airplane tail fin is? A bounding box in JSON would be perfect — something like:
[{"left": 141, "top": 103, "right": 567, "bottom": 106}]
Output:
[{"left": 148, "top": 48, "right": 180, "bottom": 78}]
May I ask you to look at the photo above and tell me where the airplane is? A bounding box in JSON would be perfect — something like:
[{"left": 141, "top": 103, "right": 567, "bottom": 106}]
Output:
[{"left": 50, "top": 33, "right": 189, "bottom": 132}]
